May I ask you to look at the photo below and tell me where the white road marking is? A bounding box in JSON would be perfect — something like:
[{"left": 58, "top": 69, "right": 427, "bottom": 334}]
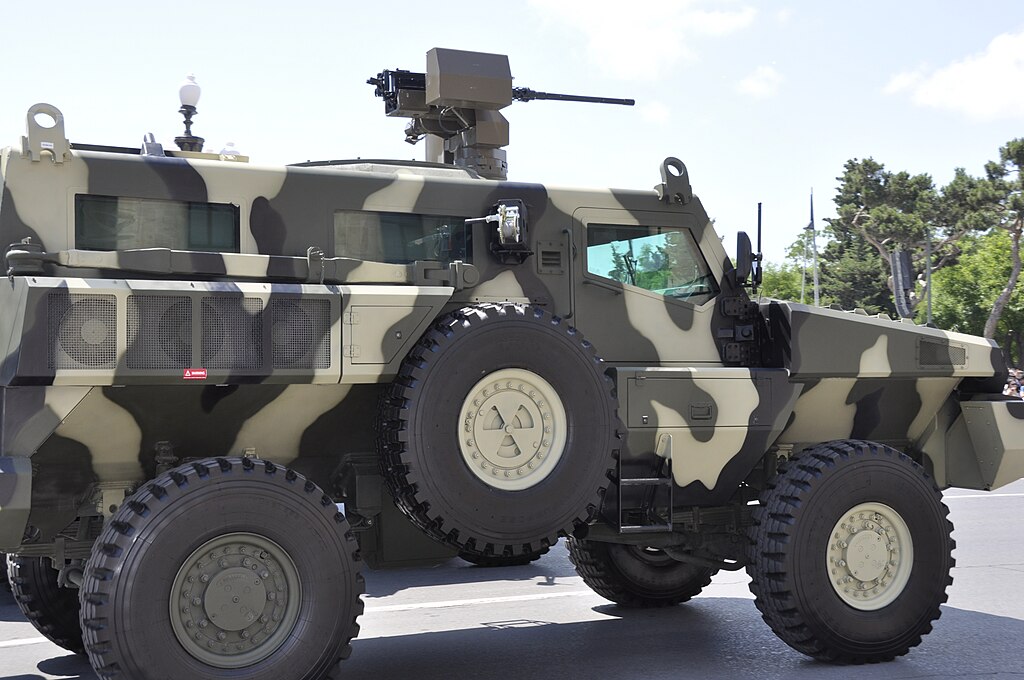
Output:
[
  {"left": 944, "top": 492, "right": 1024, "bottom": 500},
  {"left": 0, "top": 592, "right": 590, "bottom": 649},
  {"left": 0, "top": 636, "right": 49, "bottom": 649},
  {"left": 364, "top": 589, "right": 591, "bottom": 613}
]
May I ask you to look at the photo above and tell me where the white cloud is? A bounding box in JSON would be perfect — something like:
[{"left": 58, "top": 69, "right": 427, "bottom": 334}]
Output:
[
  {"left": 883, "top": 69, "right": 925, "bottom": 95},
  {"left": 884, "top": 30, "right": 1024, "bottom": 120},
  {"left": 528, "top": 1, "right": 756, "bottom": 80},
  {"left": 689, "top": 7, "right": 757, "bottom": 36},
  {"left": 736, "top": 65, "right": 783, "bottom": 98}
]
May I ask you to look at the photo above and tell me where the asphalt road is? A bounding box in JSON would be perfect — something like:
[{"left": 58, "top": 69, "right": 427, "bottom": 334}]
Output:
[{"left": 2, "top": 480, "right": 1022, "bottom": 680}]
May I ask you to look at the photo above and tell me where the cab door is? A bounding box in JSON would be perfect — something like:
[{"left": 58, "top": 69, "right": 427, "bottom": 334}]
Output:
[{"left": 571, "top": 208, "right": 724, "bottom": 365}]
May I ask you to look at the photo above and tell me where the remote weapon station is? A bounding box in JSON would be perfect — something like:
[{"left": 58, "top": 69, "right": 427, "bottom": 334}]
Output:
[{"left": 0, "top": 48, "right": 1022, "bottom": 679}]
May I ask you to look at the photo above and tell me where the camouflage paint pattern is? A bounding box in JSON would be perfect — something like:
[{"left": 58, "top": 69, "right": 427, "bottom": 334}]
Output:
[{"left": 0, "top": 102, "right": 1020, "bottom": 558}]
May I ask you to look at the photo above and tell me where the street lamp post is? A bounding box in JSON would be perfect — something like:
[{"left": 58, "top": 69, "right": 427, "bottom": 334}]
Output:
[
  {"left": 174, "top": 74, "right": 205, "bottom": 152},
  {"left": 809, "top": 190, "right": 820, "bottom": 306}
]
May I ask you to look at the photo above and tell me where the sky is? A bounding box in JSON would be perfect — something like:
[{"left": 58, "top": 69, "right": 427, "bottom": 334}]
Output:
[{"left": 2, "top": 1, "right": 1022, "bottom": 264}]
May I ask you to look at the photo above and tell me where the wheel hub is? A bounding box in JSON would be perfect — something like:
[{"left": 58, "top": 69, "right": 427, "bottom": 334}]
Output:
[
  {"left": 459, "top": 368, "right": 567, "bottom": 491},
  {"left": 826, "top": 502, "right": 914, "bottom": 611},
  {"left": 169, "top": 533, "right": 301, "bottom": 668}
]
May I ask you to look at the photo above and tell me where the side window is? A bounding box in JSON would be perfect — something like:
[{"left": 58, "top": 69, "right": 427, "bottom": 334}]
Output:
[
  {"left": 76, "top": 195, "right": 240, "bottom": 252},
  {"left": 586, "top": 224, "right": 718, "bottom": 304},
  {"left": 334, "top": 210, "right": 469, "bottom": 264}
]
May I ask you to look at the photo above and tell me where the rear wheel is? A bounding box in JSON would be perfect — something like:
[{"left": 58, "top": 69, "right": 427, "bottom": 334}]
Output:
[
  {"left": 459, "top": 547, "right": 547, "bottom": 568},
  {"left": 79, "top": 457, "right": 363, "bottom": 680},
  {"left": 1, "top": 553, "right": 10, "bottom": 591},
  {"left": 746, "top": 440, "right": 953, "bottom": 663},
  {"left": 568, "top": 538, "right": 716, "bottom": 607},
  {"left": 7, "top": 555, "right": 84, "bottom": 653}
]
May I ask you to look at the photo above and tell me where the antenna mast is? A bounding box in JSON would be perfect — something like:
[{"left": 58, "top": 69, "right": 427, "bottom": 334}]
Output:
[{"left": 810, "top": 190, "right": 820, "bottom": 306}]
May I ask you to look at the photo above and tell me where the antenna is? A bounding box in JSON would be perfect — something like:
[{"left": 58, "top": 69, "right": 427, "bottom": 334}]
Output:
[
  {"left": 757, "top": 201, "right": 763, "bottom": 259},
  {"left": 753, "top": 202, "right": 764, "bottom": 293},
  {"left": 810, "top": 189, "right": 820, "bottom": 306}
]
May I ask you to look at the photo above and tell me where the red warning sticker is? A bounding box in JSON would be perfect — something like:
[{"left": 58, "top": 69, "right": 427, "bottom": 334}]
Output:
[{"left": 183, "top": 368, "right": 208, "bottom": 380}]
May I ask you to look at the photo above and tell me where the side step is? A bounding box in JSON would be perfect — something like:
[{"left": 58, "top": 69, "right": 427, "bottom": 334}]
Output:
[{"left": 617, "top": 470, "right": 673, "bottom": 534}]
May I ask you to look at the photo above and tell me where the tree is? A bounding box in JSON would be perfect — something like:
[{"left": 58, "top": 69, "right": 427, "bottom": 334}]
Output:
[
  {"left": 979, "top": 139, "right": 1024, "bottom": 338},
  {"left": 823, "top": 159, "right": 979, "bottom": 317},
  {"left": 818, "top": 225, "right": 892, "bottom": 314},
  {"left": 928, "top": 230, "right": 1024, "bottom": 364},
  {"left": 758, "top": 262, "right": 804, "bottom": 302}
]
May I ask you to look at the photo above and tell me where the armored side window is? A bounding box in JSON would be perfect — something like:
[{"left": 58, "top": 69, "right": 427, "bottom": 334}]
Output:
[
  {"left": 75, "top": 195, "right": 240, "bottom": 252},
  {"left": 586, "top": 224, "right": 718, "bottom": 304},
  {"left": 334, "top": 210, "right": 469, "bottom": 264}
]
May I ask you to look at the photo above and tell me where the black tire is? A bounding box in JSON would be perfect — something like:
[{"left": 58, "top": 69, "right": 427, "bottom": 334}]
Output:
[
  {"left": 1, "top": 552, "right": 10, "bottom": 591},
  {"left": 379, "top": 304, "right": 618, "bottom": 559},
  {"left": 746, "top": 440, "right": 954, "bottom": 663},
  {"left": 7, "top": 555, "right": 84, "bottom": 653},
  {"left": 79, "top": 458, "right": 364, "bottom": 680},
  {"left": 567, "top": 538, "right": 716, "bottom": 607},
  {"left": 459, "top": 547, "right": 547, "bottom": 568}
]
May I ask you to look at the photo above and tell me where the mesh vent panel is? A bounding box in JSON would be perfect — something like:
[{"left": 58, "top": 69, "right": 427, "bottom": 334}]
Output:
[
  {"left": 127, "top": 296, "right": 192, "bottom": 369},
  {"left": 919, "top": 339, "right": 967, "bottom": 368},
  {"left": 271, "top": 299, "right": 331, "bottom": 369},
  {"left": 48, "top": 294, "right": 117, "bottom": 369},
  {"left": 201, "top": 297, "right": 264, "bottom": 369}
]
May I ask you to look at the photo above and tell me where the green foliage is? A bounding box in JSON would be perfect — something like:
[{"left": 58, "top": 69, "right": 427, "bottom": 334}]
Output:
[
  {"left": 776, "top": 139, "right": 1023, "bottom": 345},
  {"left": 818, "top": 235, "right": 891, "bottom": 314},
  {"left": 758, "top": 262, "right": 804, "bottom": 302},
  {"left": 927, "top": 230, "right": 1024, "bottom": 363},
  {"left": 821, "top": 158, "right": 950, "bottom": 316},
  {"left": 927, "top": 232, "right": 1009, "bottom": 333}
]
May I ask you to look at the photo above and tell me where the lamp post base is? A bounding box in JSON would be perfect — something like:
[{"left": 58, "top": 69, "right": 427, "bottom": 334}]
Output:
[{"left": 174, "top": 135, "right": 205, "bottom": 152}]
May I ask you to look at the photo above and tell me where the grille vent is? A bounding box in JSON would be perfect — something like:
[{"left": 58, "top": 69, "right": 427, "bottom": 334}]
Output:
[
  {"left": 271, "top": 299, "right": 331, "bottom": 369},
  {"left": 918, "top": 338, "right": 967, "bottom": 368},
  {"left": 48, "top": 294, "right": 117, "bottom": 369},
  {"left": 127, "top": 296, "right": 192, "bottom": 369},
  {"left": 201, "top": 297, "right": 264, "bottom": 369},
  {"left": 536, "top": 240, "right": 566, "bottom": 275},
  {"left": 541, "top": 250, "right": 562, "bottom": 268}
]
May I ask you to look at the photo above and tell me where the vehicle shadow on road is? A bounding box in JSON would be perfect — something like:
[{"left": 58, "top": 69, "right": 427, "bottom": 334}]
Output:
[
  {"left": 0, "top": 655, "right": 92, "bottom": 680},
  {"left": 343, "top": 599, "right": 1024, "bottom": 680},
  {"left": 2, "top": 600, "right": 1021, "bottom": 680},
  {"left": 0, "top": 654, "right": 93, "bottom": 680},
  {"left": 363, "top": 554, "right": 578, "bottom": 598},
  {"left": 0, "top": 588, "right": 28, "bottom": 623}
]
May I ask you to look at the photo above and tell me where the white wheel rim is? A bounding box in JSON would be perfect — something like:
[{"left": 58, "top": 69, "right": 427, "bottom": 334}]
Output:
[
  {"left": 826, "top": 502, "right": 914, "bottom": 611},
  {"left": 458, "top": 368, "right": 567, "bottom": 491}
]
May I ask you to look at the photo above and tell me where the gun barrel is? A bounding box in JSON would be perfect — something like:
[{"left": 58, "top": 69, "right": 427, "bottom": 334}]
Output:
[{"left": 512, "top": 88, "right": 634, "bottom": 106}]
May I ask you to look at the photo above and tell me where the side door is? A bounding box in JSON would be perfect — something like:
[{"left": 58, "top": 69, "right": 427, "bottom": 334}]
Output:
[{"left": 572, "top": 208, "right": 724, "bottom": 365}]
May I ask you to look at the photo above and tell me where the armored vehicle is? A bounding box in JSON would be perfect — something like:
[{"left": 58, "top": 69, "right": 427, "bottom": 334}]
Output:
[{"left": 1, "top": 48, "right": 1023, "bottom": 679}]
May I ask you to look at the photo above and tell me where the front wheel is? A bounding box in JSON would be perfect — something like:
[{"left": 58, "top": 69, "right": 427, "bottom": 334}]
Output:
[
  {"left": 746, "top": 440, "right": 954, "bottom": 663},
  {"left": 80, "top": 458, "right": 363, "bottom": 680}
]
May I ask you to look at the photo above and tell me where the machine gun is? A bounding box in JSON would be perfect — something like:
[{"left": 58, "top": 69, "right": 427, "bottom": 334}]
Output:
[{"left": 368, "top": 48, "right": 634, "bottom": 180}]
